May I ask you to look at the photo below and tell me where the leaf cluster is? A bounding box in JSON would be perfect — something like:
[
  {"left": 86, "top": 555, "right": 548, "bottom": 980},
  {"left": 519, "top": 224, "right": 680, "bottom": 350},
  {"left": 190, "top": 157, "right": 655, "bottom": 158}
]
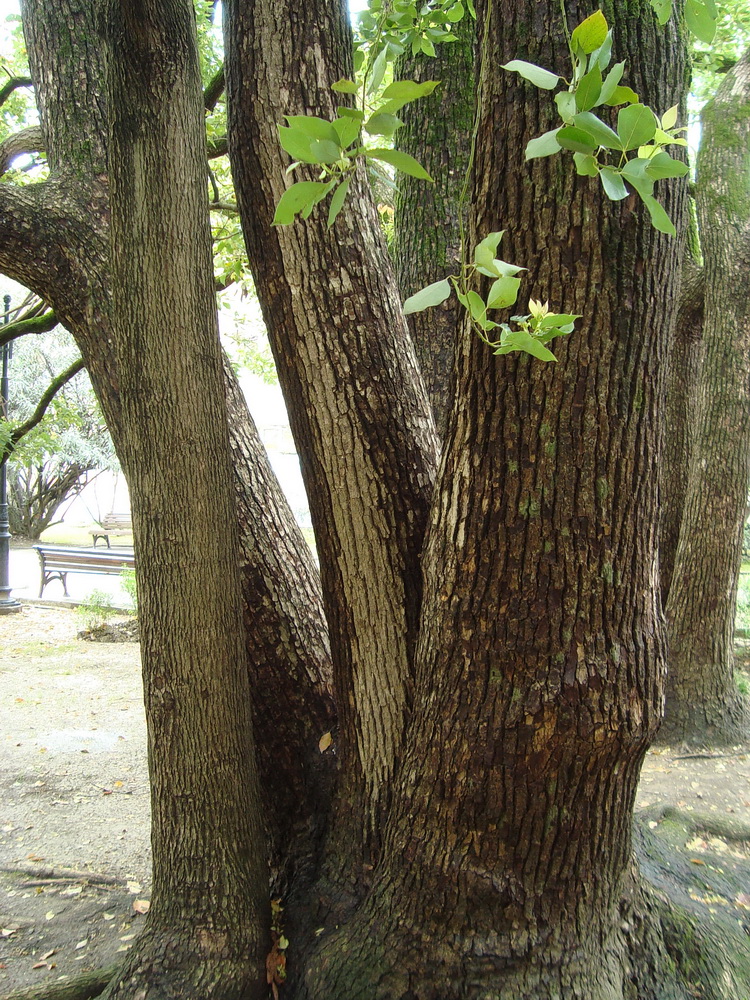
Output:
[
  {"left": 506, "top": 10, "right": 689, "bottom": 235},
  {"left": 403, "top": 231, "right": 579, "bottom": 362}
]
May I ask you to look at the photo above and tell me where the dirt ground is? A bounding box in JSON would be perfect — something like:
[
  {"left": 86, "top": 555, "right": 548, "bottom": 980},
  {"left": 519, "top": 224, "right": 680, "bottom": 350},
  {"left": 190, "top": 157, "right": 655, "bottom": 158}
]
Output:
[{"left": 1, "top": 605, "right": 750, "bottom": 998}]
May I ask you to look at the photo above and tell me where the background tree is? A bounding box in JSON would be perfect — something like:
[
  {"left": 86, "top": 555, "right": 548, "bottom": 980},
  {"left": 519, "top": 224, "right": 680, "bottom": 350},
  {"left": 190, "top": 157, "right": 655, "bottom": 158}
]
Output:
[
  {"left": 3, "top": 326, "right": 117, "bottom": 539},
  {"left": 661, "top": 49, "right": 750, "bottom": 743}
]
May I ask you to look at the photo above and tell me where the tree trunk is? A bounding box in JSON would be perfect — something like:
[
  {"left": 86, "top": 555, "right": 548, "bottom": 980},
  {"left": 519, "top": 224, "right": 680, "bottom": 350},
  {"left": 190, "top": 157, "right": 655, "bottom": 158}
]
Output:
[
  {"left": 10, "top": 0, "right": 336, "bottom": 899},
  {"left": 224, "top": 0, "right": 438, "bottom": 878},
  {"left": 301, "top": 1, "right": 689, "bottom": 995},
  {"left": 660, "top": 253, "right": 704, "bottom": 605},
  {"left": 392, "top": 11, "right": 475, "bottom": 435},
  {"left": 662, "top": 51, "right": 750, "bottom": 744},
  {"left": 98, "top": 3, "right": 268, "bottom": 996}
]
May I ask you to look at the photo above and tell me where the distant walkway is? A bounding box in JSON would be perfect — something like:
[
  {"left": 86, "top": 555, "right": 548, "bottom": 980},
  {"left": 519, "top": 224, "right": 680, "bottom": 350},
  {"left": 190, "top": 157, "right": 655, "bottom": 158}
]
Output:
[{"left": 8, "top": 545, "right": 133, "bottom": 608}]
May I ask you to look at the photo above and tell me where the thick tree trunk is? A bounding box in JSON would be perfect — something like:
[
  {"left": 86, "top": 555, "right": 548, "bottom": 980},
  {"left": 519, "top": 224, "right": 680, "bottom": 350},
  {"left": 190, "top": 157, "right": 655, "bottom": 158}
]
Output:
[
  {"left": 662, "top": 52, "right": 750, "bottom": 744},
  {"left": 301, "top": 1, "right": 688, "bottom": 996},
  {"left": 98, "top": 3, "right": 268, "bottom": 996},
  {"left": 10, "top": 0, "right": 336, "bottom": 900},
  {"left": 393, "top": 12, "right": 475, "bottom": 435},
  {"left": 225, "top": 0, "right": 438, "bottom": 875}
]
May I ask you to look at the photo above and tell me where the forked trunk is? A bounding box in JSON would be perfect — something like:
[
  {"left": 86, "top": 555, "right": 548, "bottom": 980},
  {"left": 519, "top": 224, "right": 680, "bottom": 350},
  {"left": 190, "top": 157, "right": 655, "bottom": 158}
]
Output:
[{"left": 301, "top": 1, "right": 688, "bottom": 995}]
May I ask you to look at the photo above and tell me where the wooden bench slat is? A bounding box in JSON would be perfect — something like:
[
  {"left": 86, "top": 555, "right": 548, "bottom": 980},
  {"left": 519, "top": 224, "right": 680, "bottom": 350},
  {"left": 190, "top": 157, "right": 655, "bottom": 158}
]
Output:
[{"left": 34, "top": 545, "right": 135, "bottom": 598}]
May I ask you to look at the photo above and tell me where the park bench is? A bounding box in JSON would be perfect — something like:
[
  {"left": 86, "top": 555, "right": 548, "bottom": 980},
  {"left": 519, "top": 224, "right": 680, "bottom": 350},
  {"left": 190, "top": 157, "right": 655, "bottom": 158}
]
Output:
[
  {"left": 34, "top": 544, "right": 135, "bottom": 598},
  {"left": 90, "top": 513, "right": 133, "bottom": 547}
]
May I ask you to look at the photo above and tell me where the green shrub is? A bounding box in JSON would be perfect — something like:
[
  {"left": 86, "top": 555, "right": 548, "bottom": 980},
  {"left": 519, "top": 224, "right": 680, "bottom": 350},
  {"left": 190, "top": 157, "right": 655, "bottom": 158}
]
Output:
[{"left": 76, "top": 589, "right": 116, "bottom": 630}]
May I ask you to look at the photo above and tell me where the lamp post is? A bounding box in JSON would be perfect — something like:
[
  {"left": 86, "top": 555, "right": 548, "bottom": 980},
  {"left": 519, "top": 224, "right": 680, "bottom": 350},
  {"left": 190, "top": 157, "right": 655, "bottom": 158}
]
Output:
[{"left": 0, "top": 293, "right": 21, "bottom": 613}]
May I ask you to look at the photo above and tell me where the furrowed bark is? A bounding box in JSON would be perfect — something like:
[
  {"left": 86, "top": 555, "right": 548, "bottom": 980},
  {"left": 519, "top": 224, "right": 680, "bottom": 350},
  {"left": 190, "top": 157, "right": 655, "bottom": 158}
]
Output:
[
  {"left": 393, "top": 11, "right": 475, "bottom": 436},
  {"left": 11, "top": 0, "right": 338, "bottom": 899},
  {"left": 302, "top": 1, "right": 689, "bottom": 996},
  {"left": 99, "top": 2, "right": 268, "bottom": 996},
  {"left": 225, "top": 0, "right": 439, "bottom": 868},
  {"left": 662, "top": 50, "right": 750, "bottom": 744}
]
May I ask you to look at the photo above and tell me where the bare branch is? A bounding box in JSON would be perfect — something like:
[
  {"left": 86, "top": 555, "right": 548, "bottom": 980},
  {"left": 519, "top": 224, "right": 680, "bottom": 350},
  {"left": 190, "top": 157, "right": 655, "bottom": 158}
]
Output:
[
  {"left": 210, "top": 201, "right": 239, "bottom": 214},
  {"left": 3, "top": 356, "right": 85, "bottom": 462},
  {"left": 0, "top": 75, "right": 33, "bottom": 107},
  {"left": 0, "top": 125, "right": 45, "bottom": 176},
  {"left": 0, "top": 309, "right": 57, "bottom": 349}
]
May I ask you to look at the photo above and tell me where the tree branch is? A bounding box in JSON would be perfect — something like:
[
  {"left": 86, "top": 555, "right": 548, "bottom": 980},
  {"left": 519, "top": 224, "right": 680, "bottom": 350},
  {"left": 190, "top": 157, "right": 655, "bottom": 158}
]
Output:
[
  {"left": 0, "top": 75, "right": 33, "bottom": 107},
  {"left": 0, "top": 125, "right": 45, "bottom": 176},
  {"left": 207, "top": 135, "right": 228, "bottom": 159},
  {"left": 209, "top": 201, "right": 239, "bottom": 214},
  {"left": 3, "top": 357, "right": 85, "bottom": 462},
  {"left": 204, "top": 66, "right": 225, "bottom": 111},
  {"left": 0, "top": 309, "right": 57, "bottom": 348}
]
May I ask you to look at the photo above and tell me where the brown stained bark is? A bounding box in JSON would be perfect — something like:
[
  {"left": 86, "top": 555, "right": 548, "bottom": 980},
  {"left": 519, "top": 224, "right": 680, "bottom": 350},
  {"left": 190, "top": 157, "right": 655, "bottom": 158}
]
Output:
[
  {"left": 662, "top": 52, "right": 750, "bottom": 745},
  {"left": 6, "top": 0, "right": 337, "bottom": 903},
  {"left": 393, "top": 12, "right": 475, "bottom": 436},
  {"left": 99, "top": 3, "right": 268, "bottom": 996},
  {"left": 302, "top": 1, "right": 688, "bottom": 996},
  {"left": 660, "top": 256, "right": 704, "bottom": 605},
  {"left": 224, "top": 0, "right": 439, "bottom": 860}
]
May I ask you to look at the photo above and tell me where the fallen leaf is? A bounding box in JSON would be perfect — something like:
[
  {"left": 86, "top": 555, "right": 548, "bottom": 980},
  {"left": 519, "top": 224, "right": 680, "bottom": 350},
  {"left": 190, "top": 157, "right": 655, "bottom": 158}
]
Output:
[
  {"left": 26, "top": 854, "right": 44, "bottom": 861},
  {"left": 318, "top": 731, "right": 333, "bottom": 753},
  {"left": 0, "top": 927, "right": 18, "bottom": 938},
  {"left": 116, "top": 944, "right": 131, "bottom": 953},
  {"left": 32, "top": 962, "right": 47, "bottom": 969},
  {"left": 60, "top": 885, "right": 83, "bottom": 897},
  {"left": 120, "top": 933, "right": 136, "bottom": 942},
  {"left": 75, "top": 939, "right": 88, "bottom": 950},
  {"left": 126, "top": 881, "right": 141, "bottom": 893},
  {"left": 133, "top": 899, "right": 150, "bottom": 915},
  {"left": 41, "top": 949, "right": 56, "bottom": 961},
  {"left": 45, "top": 910, "right": 55, "bottom": 921},
  {"left": 102, "top": 912, "right": 115, "bottom": 921},
  {"left": 690, "top": 858, "right": 707, "bottom": 866},
  {"left": 114, "top": 781, "right": 124, "bottom": 788}
]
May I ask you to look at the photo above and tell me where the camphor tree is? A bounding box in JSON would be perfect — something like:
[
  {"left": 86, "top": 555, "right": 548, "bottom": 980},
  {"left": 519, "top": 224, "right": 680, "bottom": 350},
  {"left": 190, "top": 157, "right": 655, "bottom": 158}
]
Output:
[{"left": 1, "top": 0, "right": 749, "bottom": 998}]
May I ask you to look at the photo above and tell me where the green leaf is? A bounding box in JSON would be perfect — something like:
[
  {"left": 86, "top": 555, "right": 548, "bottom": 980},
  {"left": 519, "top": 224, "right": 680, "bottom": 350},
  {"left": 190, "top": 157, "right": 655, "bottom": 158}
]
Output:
[
  {"left": 403, "top": 278, "right": 452, "bottom": 315},
  {"left": 617, "top": 104, "right": 657, "bottom": 150},
  {"left": 555, "top": 91, "right": 577, "bottom": 122},
  {"left": 447, "top": 2, "right": 465, "bottom": 21},
  {"left": 474, "top": 231, "right": 504, "bottom": 259},
  {"left": 620, "top": 157, "right": 654, "bottom": 198},
  {"left": 487, "top": 276, "right": 521, "bottom": 309},
  {"left": 597, "top": 62, "right": 625, "bottom": 106},
  {"left": 685, "top": 0, "right": 716, "bottom": 43},
  {"left": 573, "top": 152, "right": 599, "bottom": 176},
  {"left": 284, "top": 115, "right": 341, "bottom": 144},
  {"left": 278, "top": 127, "right": 316, "bottom": 164},
  {"left": 574, "top": 111, "right": 621, "bottom": 149},
  {"left": 660, "top": 105, "right": 678, "bottom": 130},
  {"left": 605, "top": 85, "right": 639, "bottom": 106},
  {"left": 571, "top": 10, "right": 609, "bottom": 55},
  {"left": 556, "top": 125, "right": 597, "bottom": 154},
  {"left": 310, "top": 139, "right": 343, "bottom": 163},
  {"left": 332, "top": 116, "right": 361, "bottom": 148},
  {"left": 502, "top": 60, "right": 560, "bottom": 90},
  {"left": 599, "top": 167, "right": 629, "bottom": 201},
  {"left": 364, "top": 148, "right": 433, "bottom": 181},
  {"left": 420, "top": 36, "right": 436, "bottom": 57},
  {"left": 337, "top": 106, "right": 365, "bottom": 121},
  {"left": 327, "top": 176, "right": 351, "bottom": 229},
  {"left": 368, "top": 47, "right": 388, "bottom": 94},
  {"left": 272, "top": 181, "right": 332, "bottom": 225},
  {"left": 466, "top": 290, "right": 487, "bottom": 321},
  {"left": 525, "top": 128, "right": 562, "bottom": 160},
  {"left": 575, "top": 65, "right": 602, "bottom": 111},
  {"left": 539, "top": 313, "right": 580, "bottom": 330},
  {"left": 644, "top": 151, "right": 689, "bottom": 179},
  {"left": 381, "top": 79, "right": 441, "bottom": 101},
  {"left": 650, "top": 0, "right": 672, "bottom": 24},
  {"left": 593, "top": 30, "right": 613, "bottom": 70},
  {"left": 495, "top": 328, "right": 557, "bottom": 361},
  {"left": 364, "top": 113, "right": 403, "bottom": 136},
  {"left": 332, "top": 78, "right": 359, "bottom": 94},
  {"left": 641, "top": 194, "right": 676, "bottom": 235}
]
